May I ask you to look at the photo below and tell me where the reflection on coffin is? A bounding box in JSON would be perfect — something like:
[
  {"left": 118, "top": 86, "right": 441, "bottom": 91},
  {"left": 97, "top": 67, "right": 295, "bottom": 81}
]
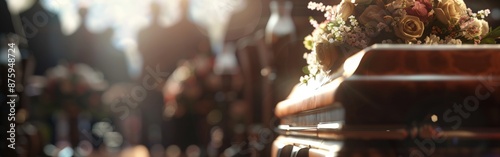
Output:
[{"left": 272, "top": 45, "right": 500, "bottom": 157}]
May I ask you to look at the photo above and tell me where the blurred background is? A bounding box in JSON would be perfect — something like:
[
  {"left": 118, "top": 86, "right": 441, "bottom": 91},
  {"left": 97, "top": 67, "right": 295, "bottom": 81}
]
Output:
[{"left": 1, "top": 0, "right": 499, "bottom": 156}]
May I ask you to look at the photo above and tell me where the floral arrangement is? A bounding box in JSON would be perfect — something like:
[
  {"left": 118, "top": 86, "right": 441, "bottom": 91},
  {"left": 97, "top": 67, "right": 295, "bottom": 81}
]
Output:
[
  {"left": 300, "top": 0, "right": 500, "bottom": 85},
  {"left": 41, "top": 63, "right": 108, "bottom": 110}
]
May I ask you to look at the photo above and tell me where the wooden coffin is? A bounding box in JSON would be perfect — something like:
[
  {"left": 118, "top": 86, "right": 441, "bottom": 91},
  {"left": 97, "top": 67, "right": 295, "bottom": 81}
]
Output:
[{"left": 272, "top": 45, "right": 500, "bottom": 157}]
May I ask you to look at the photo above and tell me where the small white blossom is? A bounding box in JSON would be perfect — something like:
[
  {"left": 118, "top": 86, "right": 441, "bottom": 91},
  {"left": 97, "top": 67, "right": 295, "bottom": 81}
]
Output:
[
  {"left": 446, "top": 38, "right": 462, "bottom": 45},
  {"left": 424, "top": 34, "right": 441, "bottom": 45},
  {"left": 328, "top": 38, "right": 334, "bottom": 43}
]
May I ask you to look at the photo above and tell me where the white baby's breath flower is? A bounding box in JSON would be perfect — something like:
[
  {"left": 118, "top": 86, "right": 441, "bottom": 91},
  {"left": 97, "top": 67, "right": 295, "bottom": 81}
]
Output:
[
  {"left": 424, "top": 34, "right": 441, "bottom": 44},
  {"left": 328, "top": 38, "right": 334, "bottom": 43},
  {"left": 300, "top": 75, "right": 310, "bottom": 83},
  {"left": 308, "top": 65, "right": 319, "bottom": 74},
  {"left": 485, "top": 9, "right": 491, "bottom": 16},
  {"left": 467, "top": 8, "right": 474, "bottom": 15},
  {"left": 475, "top": 9, "right": 491, "bottom": 19},
  {"left": 446, "top": 38, "right": 462, "bottom": 44}
]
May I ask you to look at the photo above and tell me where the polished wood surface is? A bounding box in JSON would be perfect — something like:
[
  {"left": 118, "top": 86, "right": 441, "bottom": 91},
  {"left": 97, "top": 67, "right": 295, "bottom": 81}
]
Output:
[
  {"left": 272, "top": 45, "right": 500, "bottom": 157},
  {"left": 275, "top": 45, "right": 500, "bottom": 128}
]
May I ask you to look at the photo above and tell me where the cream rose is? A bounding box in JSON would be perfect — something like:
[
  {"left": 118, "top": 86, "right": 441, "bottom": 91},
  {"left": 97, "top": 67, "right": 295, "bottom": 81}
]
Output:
[
  {"left": 336, "top": 0, "right": 355, "bottom": 21},
  {"left": 315, "top": 42, "right": 341, "bottom": 71},
  {"left": 394, "top": 15, "right": 425, "bottom": 41},
  {"left": 463, "top": 19, "right": 490, "bottom": 39},
  {"left": 435, "top": 0, "right": 467, "bottom": 27},
  {"left": 479, "top": 19, "right": 489, "bottom": 38},
  {"left": 358, "top": 5, "right": 387, "bottom": 26}
]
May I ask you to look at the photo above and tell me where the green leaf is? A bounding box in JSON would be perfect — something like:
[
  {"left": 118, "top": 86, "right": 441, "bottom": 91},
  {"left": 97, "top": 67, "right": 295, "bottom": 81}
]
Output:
[
  {"left": 484, "top": 26, "right": 500, "bottom": 39},
  {"left": 481, "top": 38, "right": 496, "bottom": 44},
  {"left": 463, "top": 39, "right": 475, "bottom": 44},
  {"left": 492, "top": 26, "right": 500, "bottom": 32},
  {"left": 302, "top": 66, "right": 310, "bottom": 75}
]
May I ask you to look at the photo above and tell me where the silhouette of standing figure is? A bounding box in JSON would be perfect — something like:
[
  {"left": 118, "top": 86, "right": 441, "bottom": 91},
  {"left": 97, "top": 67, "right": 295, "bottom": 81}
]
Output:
[
  {"left": 138, "top": 1, "right": 206, "bottom": 76},
  {"left": 67, "top": 8, "right": 95, "bottom": 67},
  {"left": 20, "top": 0, "right": 66, "bottom": 75},
  {"left": 92, "top": 28, "right": 130, "bottom": 83},
  {"left": 137, "top": 0, "right": 208, "bottom": 152}
]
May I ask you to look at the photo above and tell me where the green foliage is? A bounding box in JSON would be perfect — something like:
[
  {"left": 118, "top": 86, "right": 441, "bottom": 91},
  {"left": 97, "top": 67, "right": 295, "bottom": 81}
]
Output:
[
  {"left": 302, "top": 66, "right": 310, "bottom": 75},
  {"left": 481, "top": 26, "right": 500, "bottom": 44}
]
